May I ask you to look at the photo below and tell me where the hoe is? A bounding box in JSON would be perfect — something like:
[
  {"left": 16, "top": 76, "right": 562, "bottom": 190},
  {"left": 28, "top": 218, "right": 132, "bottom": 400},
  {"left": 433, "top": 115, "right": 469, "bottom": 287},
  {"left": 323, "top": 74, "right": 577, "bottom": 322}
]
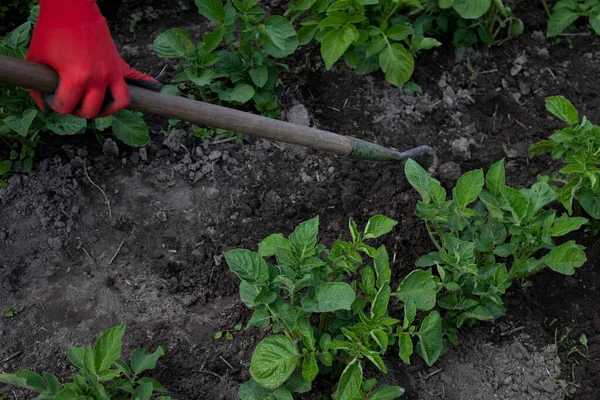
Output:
[{"left": 0, "top": 55, "right": 435, "bottom": 167}]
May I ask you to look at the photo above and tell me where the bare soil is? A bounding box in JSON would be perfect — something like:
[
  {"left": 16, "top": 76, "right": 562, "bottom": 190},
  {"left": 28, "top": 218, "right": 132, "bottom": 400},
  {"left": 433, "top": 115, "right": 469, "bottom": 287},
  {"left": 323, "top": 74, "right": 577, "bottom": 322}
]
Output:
[{"left": 1, "top": 1, "right": 599, "bottom": 399}]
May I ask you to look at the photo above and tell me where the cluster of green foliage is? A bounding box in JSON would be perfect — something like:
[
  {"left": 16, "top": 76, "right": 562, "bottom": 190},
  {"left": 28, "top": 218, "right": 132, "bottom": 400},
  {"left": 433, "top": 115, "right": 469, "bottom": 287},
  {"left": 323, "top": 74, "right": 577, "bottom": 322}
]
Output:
[
  {"left": 543, "top": 0, "right": 600, "bottom": 37},
  {"left": 529, "top": 96, "right": 600, "bottom": 222},
  {"left": 0, "top": 7, "right": 151, "bottom": 188},
  {"left": 286, "top": 0, "right": 522, "bottom": 86},
  {"left": 154, "top": 0, "right": 298, "bottom": 118},
  {"left": 0, "top": 324, "right": 171, "bottom": 400},
  {"left": 225, "top": 154, "right": 589, "bottom": 398},
  {"left": 226, "top": 215, "right": 418, "bottom": 399},
  {"left": 0, "top": 0, "right": 37, "bottom": 22},
  {"left": 421, "top": 0, "right": 524, "bottom": 48},
  {"left": 404, "top": 157, "right": 587, "bottom": 342}
]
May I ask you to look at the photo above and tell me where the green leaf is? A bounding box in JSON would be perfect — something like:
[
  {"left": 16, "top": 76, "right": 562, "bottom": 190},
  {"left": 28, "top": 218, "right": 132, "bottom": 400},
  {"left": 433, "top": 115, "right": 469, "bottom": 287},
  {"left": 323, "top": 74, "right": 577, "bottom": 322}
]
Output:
[
  {"left": 545, "top": 96, "right": 579, "bottom": 125},
  {"left": 0, "top": 160, "right": 12, "bottom": 175},
  {"left": 290, "top": 216, "right": 319, "bottom": 260},
  {"left": 403, "top": 300, "right": 417, "bottom": 328},
  {"left": 395, "top": 270, "right": 438, "bottom": 311},
  {"left": 302, "top": 353, "right": 318, "bottom": 382},
  {"left": 501, "top": 186, "right": 528, "bottom": 223},
  {"left": 153, "top": 29, "right": 194, "bottom": 58},
  {"left": 321, "top": 24, "right": 357, "bottom": 69},
  {"left": 218, "top": 83, "right": 255, "bottom": 103},
  {"left": 528, "top": 140, "right": 556, "bottom": 156},
  {"left": 452, "top": 0, "right": 491, "bottom": 19},
  {"left": 94, "top": 116, "right": 113, "bottom": 131},
  {"left": 298, "top": 25, "right": 317, "bottom": 45},
  {"left": 379, "top": 43, "right": 414, "bottom": 87},
  {"left": 262, "top": 16, "right": 299, "bottom": 58},
  {"left": 132, "top": 382, "right": 153, "bottom": 400},
  {"left": 371, "top": 285, "right": 391, "bottom": 318},
  {"left": 4, "top": 109, "right": 38, "bottom": 137},
  {"left": 112, "top": 111, "right": 150, "bottom": 147},
  {"left": 203, "top": 27, "right": 224, "bottom": 53},
  {"left": 94, "top": 324, "right": 126, "bottom": 372},
  {"left": 250, "top": 335, "right": 300, "bottom": 390},
  {"left": 543, "top": 241, "right": 586, "bottom": 275},
  {"left": 364, "top": 215, "right": 398, "bottom": 239},
  {"left": 411, "top": 37, "right": 442, "bottom": 53},
  {"left": 529, "top": 182, "right": 558, "bottom": 212},
  {"left": 43, "top": 372, "right": 60, "bottom": 395},
  {"left": 486, "top": 159, "right": 505, "bottom": 195},
  {"left": 4, "top": 21, "right": 32, "bottom": 56},
  {"left": 296, "top": 315, "right": 316, "bottom": 350},
  {"left": 416, "top": 311, "right": 443, "bottom": 367},
  {"left": 68, "top": 346, "right": 85, "bottom": 369},
  {"left": 374, "top": 246, "right": 391, "bottom": 288},
  {"left": 550, "top": 217, "right": 588, "bottom": 237},
  {"left": 455, "top": 169, "right": 484, "bottom": 208},
  {"left": 370, "top": 385, "right": 406, "bottom": 400},
  {"left": 0, "top": 373, "right": 33, "bottom": 390},
  {"left": 509, "top": 17, "right": 525, "bottom": 37},
  {"left": 590, "top": 8, "right": 600, "bottom": 35},
  {"left": 398, "top": 332, "right": 413, "bottom": 364},
  {"left": 366, "top": 37, "right": 386, "bottom": 57},
  {"left": 404, "top": 158, "right": 431, "bottom": 203},
  {"left": 465, "top": 305, "right": 495, "bottom": 321},
  {"left": 46, "top": 113, "right": 87, "bottom": 135},
  {"left": 386, "top": 25, "right": 411, "bottom": 41},
  {"left": 438, "top": 0, "right": 453, "bottom": 8},
  {"left": 301, "top": 282, "right": 356, "bottom": 312},
  {"left": 259, "top": 234, "right": 286, "bottom": 257},
  {"left": 284, "top": 371, "right": 312, "bottom": 393},
  {"left": 195, "top": 0, "right": 226, "bottom": 22},
  {"left": 131, "top": 346, "right": 165, "bottom": 375},
  {"left": 249, "top": 66, "right": 269, "bottom": 88},
  {"left": 225, "top": 249, "right": 270, "bottom": 284},
  {"left": 332, "top": 358, "right": 362, "bottom": 400},
  {"left": 578, "top": 188, "right": 600, "bottom": 219},
  {"left": 547, "top": 8, "right": 580, "bottom": 37}
]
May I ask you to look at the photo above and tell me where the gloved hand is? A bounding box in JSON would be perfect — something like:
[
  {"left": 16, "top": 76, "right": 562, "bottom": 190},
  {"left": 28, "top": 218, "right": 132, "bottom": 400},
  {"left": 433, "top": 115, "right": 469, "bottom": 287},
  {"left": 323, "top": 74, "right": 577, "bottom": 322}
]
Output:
[{"left": 26, "top": 0, "right": 162, "bottom": 119}]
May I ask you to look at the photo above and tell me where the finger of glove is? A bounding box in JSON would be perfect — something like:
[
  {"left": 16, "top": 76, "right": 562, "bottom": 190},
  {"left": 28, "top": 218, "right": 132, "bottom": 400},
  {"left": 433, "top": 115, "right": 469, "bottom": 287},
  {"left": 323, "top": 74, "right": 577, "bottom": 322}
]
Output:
[
  {"left": 46, "top": 81, "right": 86, "bottom": 115},
  {"left": 97, "top": 79, "right": 130, "bottom": 118},
  {"left": 28, "top": 89, "right": 51, "bottom": 113},
  {"left": 122, "top": 62, "right": 162, "bottom": 92},
  {"left": 72, "top": 88, "right": 107, "bottom": 119}
]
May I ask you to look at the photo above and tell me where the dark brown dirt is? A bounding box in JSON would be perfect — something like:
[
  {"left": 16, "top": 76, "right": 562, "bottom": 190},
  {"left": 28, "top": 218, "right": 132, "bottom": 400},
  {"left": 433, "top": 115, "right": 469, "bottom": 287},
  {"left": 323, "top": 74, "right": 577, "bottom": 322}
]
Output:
[{"left": 1, "top": 0, "right": 599, "bottom": 399}]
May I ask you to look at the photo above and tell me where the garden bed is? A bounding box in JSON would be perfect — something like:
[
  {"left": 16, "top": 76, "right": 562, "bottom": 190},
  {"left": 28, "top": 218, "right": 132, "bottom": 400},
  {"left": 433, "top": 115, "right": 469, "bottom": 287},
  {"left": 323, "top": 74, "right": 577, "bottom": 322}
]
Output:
[{"left": 1, "top": 0, "right": 599, "bottom": 399}]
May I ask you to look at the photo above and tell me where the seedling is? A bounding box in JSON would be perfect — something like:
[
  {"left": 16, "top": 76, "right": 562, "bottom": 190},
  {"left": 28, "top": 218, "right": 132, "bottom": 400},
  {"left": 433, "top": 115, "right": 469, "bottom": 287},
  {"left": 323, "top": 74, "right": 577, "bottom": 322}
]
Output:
[
  {"left": 215, "top": 323, "right": 243, "bottom": 340},
  {"left": 3, "top": 304, "right": 24, "bottom": 318},
  {"left": 529, "top": 96, "right": 600, "bottom": 222},
  {"left": 0, "top": 324, "right": 172, "bottom": 399}
]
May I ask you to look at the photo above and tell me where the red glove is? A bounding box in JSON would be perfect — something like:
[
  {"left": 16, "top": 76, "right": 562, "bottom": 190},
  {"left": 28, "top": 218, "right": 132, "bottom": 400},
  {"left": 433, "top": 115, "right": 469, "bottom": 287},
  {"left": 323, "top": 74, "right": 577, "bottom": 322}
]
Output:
[{"left": 26, "top": 0, "right": 161, "bottom": 119}]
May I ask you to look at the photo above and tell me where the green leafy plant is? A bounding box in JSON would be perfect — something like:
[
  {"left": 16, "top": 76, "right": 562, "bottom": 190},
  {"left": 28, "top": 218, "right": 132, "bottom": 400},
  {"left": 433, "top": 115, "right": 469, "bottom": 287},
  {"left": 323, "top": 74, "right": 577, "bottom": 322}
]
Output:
[
  {"left": 528, "top": 96, "right": 600, "bottom": 221},
  {"left": 3, "top": 304, "right": 25, "bottom": 318},
  {"left": 226, "top": 215, "right": 423, "bottom": 399},
  {"left": 0, "top": 0, "right": 37, "bottom": 22},
  {"left": 404, "top": 157, "right": 587, "bottom": 343},
  {"left": 543, "top": 0, "right": 600, "bottom": 37},
  {"left": 154, "top": 0, "right": 297, "bottom": 117},
  {"left": 0, "top": 324, "right": 172, "bottom": 400},
  {"left": 422, "top": 0, "right": 524, "bottom": 48},
  {"left": 215, "top": 323, "right": 243, "bottom": 340},
  {"left": 286, "top": 0, "right": 440, "bottom": 88}
]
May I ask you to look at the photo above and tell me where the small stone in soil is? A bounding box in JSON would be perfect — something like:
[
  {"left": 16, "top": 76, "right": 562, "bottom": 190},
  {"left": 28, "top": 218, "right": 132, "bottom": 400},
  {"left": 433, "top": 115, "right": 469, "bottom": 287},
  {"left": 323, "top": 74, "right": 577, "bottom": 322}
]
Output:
[{"left": 103, "top": 139, "right": 119, "bottom": 156}]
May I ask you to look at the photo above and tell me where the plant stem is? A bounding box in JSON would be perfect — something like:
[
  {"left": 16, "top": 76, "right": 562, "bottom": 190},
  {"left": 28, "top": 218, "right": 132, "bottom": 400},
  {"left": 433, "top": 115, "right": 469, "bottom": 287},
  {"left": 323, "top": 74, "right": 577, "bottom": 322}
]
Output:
[
  {"left": 541, "top": 0, "right": 551, "bottom": 18},
  {"left": 425, "top": 222, "right": 443, "bottom": 251},
  {"left": 319, "top": 313, "right": 329, "bottom": 333}
]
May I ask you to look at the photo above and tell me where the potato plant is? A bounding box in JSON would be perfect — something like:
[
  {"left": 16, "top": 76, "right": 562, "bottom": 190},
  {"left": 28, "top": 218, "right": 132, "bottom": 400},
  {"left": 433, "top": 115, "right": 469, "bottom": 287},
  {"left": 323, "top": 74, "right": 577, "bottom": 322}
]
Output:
[
  {"left": 422, "top": 0, "right": 524, "bottom": 48},
  {"left": 225, "top": 215, "right": 434, "bottom": 399},
  {"left": 405, "top": 158, "right": 588, "bottom": 342},
  {"left": 543, "top": 0, "right": 600, "bottom": 37},
  {"left": 154, "top": 0, "right": 298, "bottom": 117},
  {"left": 0, "top": 324, "right": 172, "bottom": 400},
  {"left": 529, "top": 96, "right": 600, "bottom": 221}
]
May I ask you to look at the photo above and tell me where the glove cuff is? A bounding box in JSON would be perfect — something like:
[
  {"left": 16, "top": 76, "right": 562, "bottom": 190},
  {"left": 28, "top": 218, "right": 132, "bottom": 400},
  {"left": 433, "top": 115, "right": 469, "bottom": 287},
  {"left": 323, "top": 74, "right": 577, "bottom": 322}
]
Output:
[{"left": 38, "top": 0, "right": 104, "bottom": 25}]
